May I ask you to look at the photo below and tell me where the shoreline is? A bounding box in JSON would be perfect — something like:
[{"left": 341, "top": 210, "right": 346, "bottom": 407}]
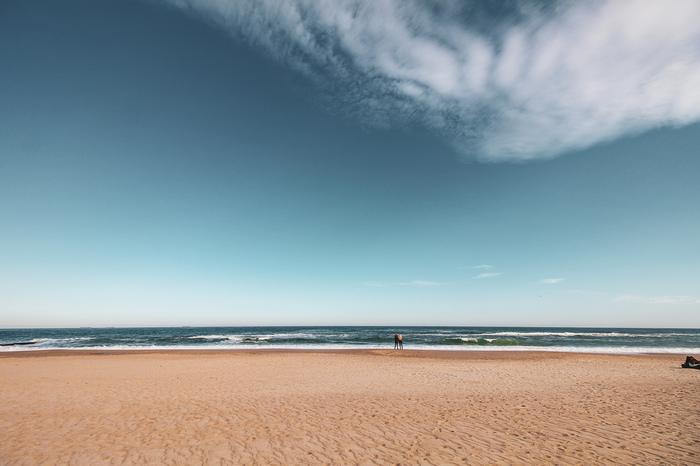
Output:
[{"left": 0, "top": 347, "right": 690, "bottom": 359}]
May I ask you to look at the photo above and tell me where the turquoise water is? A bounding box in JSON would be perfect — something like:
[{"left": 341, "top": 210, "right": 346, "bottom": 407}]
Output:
[{"left": 1, "top": 326, "right": 699, "bottom": 354}]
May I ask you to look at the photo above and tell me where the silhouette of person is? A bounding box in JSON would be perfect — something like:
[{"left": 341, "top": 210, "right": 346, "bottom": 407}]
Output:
[
  {"left": 398, "top": 334, "right": 403, "bottom": 349},
  {"left": 394, "top": 333, "right": 400, "bottom": 349}
]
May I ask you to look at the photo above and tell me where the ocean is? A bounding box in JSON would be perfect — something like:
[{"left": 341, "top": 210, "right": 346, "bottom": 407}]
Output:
[{"left": 1, "top": 326, "right": 699, "bottom": 354}]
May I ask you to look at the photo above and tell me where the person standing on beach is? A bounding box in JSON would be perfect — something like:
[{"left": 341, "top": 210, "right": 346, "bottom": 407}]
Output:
[
  {"left": 394, "top": 334, "right": 400, "bottom": 349},
  {"left": 398, "top": 334, "right": 403, "bottom": 349}
]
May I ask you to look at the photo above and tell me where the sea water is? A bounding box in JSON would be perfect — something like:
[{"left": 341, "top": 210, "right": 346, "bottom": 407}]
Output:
[{"left": 1, "top": 326, "right": 699, "bottom": 354}]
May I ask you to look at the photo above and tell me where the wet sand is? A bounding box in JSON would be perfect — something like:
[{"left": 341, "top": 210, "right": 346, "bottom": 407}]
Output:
[{"left": 1, "top": 350, "right": 698, "bottom": 464}]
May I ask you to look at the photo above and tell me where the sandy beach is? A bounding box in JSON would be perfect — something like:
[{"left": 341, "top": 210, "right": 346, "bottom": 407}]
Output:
[{"left": 1, "top": 350, "right": 697, "bottom": 465}]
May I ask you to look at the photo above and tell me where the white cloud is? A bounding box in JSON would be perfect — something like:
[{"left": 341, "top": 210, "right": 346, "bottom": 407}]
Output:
[
  {"left": 158, "top": 0, "right": 700, "bottom": 161},
  {"left": 615, "top": 294, "right": 700, "bottom": 304},
  {"left": 474, "top": 272, "right": 502, "bottom": 279},
  {"left": 401, "top": 280, "right": 442, "bottom": 287},
  {"left": 471, "top": 265, "right": 493, "bottom": 270},
  {"left": 538, "top": 278, "right": 565, "bottom": 285},
  {"left": 561, "top": 289, "right": 604, "bottom": 296},
  {"left": 363, "top": 279, "right": 442, "bottom": 287},
  {"left": 362, "top": 282, "right": 389, "bottom": 288},
  {"left": 648, "top": 295, "right": 700, "bottom": 305}
]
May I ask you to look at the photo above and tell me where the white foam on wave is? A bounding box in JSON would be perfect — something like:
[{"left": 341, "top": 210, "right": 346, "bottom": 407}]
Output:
[
  {"left": 255, "top": 333, "right": 322, "bottom": 339},
  {"left": 483, "top": 331, "right": 645, "bottom": 338},
  {"left": 29, "top": 337, "right": 95, "bottom": 346},
  {"left": 188, "top": 335, "right": 243, "bottom": 341}
]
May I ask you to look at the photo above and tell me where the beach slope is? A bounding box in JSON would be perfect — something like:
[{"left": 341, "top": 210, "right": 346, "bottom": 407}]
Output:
[{"left": 1, "top": 350, "right": 697, "bottom": 464}]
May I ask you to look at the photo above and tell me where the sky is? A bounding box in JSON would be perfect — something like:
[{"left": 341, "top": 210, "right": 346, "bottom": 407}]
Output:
[{"left": 1, "top": 0, "right": 699, "bottom": 328}]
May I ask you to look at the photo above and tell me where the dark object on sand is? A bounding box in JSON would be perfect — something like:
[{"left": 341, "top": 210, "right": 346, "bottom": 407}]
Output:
[{"left": 682, "top": 356, "right": 700, "bottom": 369}]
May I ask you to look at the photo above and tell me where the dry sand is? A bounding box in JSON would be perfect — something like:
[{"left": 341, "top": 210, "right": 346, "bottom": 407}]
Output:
[{"left": 1, "top": 350, "right": 698, "bottom": 465}]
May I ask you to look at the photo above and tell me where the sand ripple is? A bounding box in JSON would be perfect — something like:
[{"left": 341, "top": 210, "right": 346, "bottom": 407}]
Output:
[{"left": 1, "top": 350, "right": 697, "bottom": 464}]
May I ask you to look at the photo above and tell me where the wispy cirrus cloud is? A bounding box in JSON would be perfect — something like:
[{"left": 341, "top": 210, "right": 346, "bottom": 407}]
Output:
[
  {"left": 474, "top": 272, "right": 502, "bottom": 279},
  {"left": 616, "top": 294, "right": 700, "bottom": 304},
  {"left": 363, "top": 279, "right": 442, "bottom": 287},
  {"left": 538, "top": 278, "right": 565, "bottom": 285},
  {"left": 457, "top": 264, "right": 493, "bottom": 270},
  {"left": 647, "top": 295, "right": 700, "bottom": 305},
  {"left": 561, "top": 289, "right": 604, "bottom": 296},
  {"left": 158, "top": 0, "right": 700, "bottom": 161},
  {"left": 615, "top": 294, "right": 644, "bottom": 302},
  {"left": 401, "top": 279, "right": 442, "bottom": 287}
]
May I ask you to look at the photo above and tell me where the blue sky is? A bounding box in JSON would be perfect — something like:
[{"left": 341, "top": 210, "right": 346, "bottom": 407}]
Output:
[{"left": 1, "top": 0, "right": 699, "bottom": 328}]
